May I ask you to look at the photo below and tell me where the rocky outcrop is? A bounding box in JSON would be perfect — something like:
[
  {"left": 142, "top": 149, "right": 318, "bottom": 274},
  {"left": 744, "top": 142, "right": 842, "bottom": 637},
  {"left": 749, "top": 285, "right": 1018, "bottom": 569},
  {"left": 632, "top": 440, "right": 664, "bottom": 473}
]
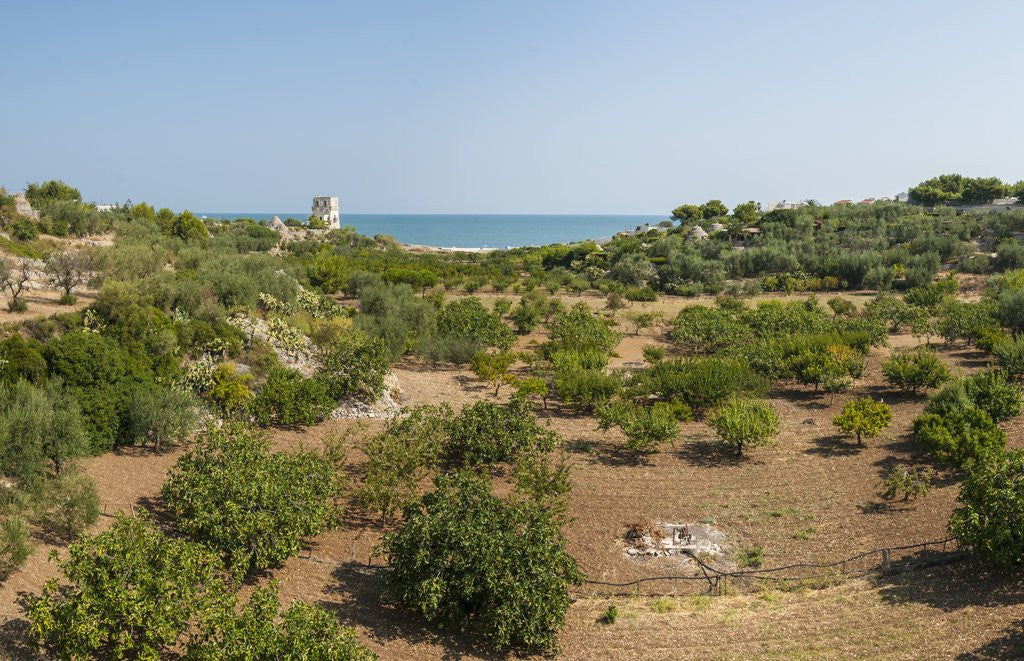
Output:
[{"left": 13, "top": 193, "right": 39, "bottom": 220}]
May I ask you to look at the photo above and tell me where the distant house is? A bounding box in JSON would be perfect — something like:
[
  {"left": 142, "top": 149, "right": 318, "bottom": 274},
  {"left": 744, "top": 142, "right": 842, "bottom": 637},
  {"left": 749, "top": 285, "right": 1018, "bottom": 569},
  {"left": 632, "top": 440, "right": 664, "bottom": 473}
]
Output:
[
  {"left": 95, "top": 203, "right": 117, "bottom": 212},
  {"left": 857, "top": 198, "right": 876, "bottom": 205},
  {"left": 834, "top": 199, "right": 853, "bottom": 206},
  {"left": 687, "top": 226, "right": 708, "bottom": 241},
  {"left": 896, "top": 192, "right": 910, "bottom": 203}
]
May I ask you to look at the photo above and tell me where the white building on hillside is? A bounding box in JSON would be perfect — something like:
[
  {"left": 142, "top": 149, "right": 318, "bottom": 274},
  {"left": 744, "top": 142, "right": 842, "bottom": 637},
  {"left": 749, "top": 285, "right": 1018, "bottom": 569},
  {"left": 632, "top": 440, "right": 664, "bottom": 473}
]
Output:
[{"left": 311, "top": 196, "right": 340, "bottom": 229}]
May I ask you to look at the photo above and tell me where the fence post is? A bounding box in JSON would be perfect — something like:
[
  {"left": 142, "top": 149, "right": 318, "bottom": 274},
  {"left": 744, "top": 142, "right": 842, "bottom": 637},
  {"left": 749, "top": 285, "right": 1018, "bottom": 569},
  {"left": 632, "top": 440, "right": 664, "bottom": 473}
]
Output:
[{"left": 881, "top": 548, "right": 891, "bottom": 572}]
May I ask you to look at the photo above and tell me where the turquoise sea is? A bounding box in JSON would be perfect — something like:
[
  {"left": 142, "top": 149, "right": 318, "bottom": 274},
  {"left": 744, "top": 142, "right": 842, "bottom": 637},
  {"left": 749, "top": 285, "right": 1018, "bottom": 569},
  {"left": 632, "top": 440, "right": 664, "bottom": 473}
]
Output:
[{"left": 199, "top": 213, "right": 666, "bottom": 249}]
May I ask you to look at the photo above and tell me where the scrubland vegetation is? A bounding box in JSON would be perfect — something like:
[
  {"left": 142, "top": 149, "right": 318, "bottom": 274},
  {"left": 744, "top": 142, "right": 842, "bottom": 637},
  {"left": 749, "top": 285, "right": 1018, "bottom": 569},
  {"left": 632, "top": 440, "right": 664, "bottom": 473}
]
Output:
[{"left": 1, "top": 176, "right": 1024, "bottom": 657}]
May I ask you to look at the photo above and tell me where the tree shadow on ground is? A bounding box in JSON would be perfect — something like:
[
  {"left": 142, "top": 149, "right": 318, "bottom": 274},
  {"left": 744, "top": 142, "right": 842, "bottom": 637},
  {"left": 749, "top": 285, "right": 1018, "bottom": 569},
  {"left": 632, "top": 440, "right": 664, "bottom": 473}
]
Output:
[
  {"left": 803, "top": 434, "right": 864, "bottom": 457},
  {"left": 453, "top": 375, "right": 487, "bottom": 393},
  {"left": 769, "top": 386, "right": 832, "bottom": 410},
  {"left": 674, "top": 437, "right": 748, "bottom": 468},
  {"left": 944, "top": 347, "right": 995, "bottom": 372},
  {"left": 321, "top": 563, "right": 504, "bottom": 660},
  {"left": 111, "top": 444, "right": 180, "bottom": 458},
  {"left": 877, "top": 559, "right": 1024, "bottom": 612},
  {"left": 956, "top": 619, "right": 1024, "bottom": 660},
  {"left": 0, "top": 617, "right": 44, "bottom": 660},
  {"left": 564, "top": 438, "right": 653, "bottom": 467},
  {"left": 871, "top": 435, "right": 960, "bottom": 488},
  {"left": 857, "top": 499, "right": 921, "bottom": 515}
]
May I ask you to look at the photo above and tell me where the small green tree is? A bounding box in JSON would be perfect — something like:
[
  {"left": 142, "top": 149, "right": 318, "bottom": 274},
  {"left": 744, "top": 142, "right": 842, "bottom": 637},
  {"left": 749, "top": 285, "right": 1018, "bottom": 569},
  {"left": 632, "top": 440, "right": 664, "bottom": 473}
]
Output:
[
  {"left": 880, "top": 464, "right": 933, "bottom": 501},
  {"left": 949, "top": 449, "right": 1024, "bottom": 566},
  {"left": 124, "top": 385, "right": 201, "bottom": 450},
  {"left": 382, "top": 470, "right": 582, "bottom": 654},
  {"left": 358, "top": 404, "right": 452, "bottom": 519},
  {"left": 882, "top": 348, "right": 951, "bottom": 394},
  {"left": 471, "top": 350, "right": 517, "bottom": 396},
  {"left": 32, "top": 469, "right": 100, "bottom": 541},
  {"left": 708, "top": 397, "right": 780, "bottom": 457},
  {"left": 22, "top": 514, "right": 228, "bottom": 660},
  {"left": 833, "top": 397, "right": 892, "bottom": 446},
  {"left": 626, "top": 311, "right": 662, "bottom": 336},
  {"left": 0, "top": 379, "right": 89, "bottom": 486},
  {"left": 596, "top": 400, "right": 689, "bottom": 451}
]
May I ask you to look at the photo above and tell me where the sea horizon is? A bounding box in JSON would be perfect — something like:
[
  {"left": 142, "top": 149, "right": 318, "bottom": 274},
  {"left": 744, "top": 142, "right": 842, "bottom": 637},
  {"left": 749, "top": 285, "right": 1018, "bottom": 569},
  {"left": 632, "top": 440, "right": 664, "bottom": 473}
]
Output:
[{"left": 199, "top": 212, "right": 668, "bottom": 249}]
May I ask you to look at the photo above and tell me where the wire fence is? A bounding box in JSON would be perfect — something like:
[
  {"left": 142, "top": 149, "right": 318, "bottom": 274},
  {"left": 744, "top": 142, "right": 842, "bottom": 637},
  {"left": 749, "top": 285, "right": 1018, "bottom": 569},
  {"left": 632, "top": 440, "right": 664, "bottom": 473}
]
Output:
[
  {"left": 99, "top": 502, "right": 967, "bottom": 598},
  {"left": 574, "top": 537, "right": 965, "bottom": 597}
]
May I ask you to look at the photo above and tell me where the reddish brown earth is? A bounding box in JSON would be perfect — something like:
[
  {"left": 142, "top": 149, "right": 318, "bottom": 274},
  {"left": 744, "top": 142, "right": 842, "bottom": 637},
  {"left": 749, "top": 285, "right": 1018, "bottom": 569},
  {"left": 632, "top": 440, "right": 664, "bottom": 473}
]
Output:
[{"left": 2, "top": 298, "right": 1022, "bottom": 659}]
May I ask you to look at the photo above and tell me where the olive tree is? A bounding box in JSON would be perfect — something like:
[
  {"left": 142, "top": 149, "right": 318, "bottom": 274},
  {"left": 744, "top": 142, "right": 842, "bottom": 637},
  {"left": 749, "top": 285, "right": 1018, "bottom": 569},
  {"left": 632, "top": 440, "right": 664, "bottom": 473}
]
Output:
[
  {"left": 44, "top": 249, "right": 91, "bottom": 302},
  {"left": 833, "top": 397, "right": 892, "bottom": 446},
  {"left": 0, "top": 257, "right": 32, "bottom": 312}
]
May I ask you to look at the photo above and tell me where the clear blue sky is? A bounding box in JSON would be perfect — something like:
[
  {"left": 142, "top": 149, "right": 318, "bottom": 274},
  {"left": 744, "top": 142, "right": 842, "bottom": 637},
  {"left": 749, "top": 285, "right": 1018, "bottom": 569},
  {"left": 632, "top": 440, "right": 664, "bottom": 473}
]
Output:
[{"left": 3, "top": 1, "right": 1022, "bottom": 214}]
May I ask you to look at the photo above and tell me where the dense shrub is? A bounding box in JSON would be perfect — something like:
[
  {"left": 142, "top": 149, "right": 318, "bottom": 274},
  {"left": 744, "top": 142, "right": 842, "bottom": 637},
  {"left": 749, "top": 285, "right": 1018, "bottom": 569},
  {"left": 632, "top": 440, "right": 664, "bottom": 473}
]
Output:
[
  {"left": 554, "top": 368, "right": 622, "bottom": 411},
  {"left": 546, "top": 302, "right": 621, "bottom": 355},
  {"left": 957, "top": 371, "right": 1023, "bottom": 422},
  {"left": 949, "top": 449, "right": 1024, "bottom": 565},
  {"left": 669, "top": 305, "right": 750, "bottom": 354},
  {"left": 44, "top": 330, "right": 145, "bottom": 451},
  {"left": 23, "top": 515, "right": 228, "bottom": 660},
  {"left": 445, "top": 399, "right": 559, "bottom": 465},
  {"left": 992, "top": 336, "right": 1024, "bottom": 379},
  {"left": 630, "top": 358, "right": 768, "bottom": 412},
  {"left": 358, "top": 405, "right": 452, "bottom": 518},
  {"left": 433, "top": 297, "right": 515, "bottom": 363},
  {"left": 316, "top": 331, "right": 390, "bottom": 401},
  {"left": 162, "top": 425, "right": 343, "bottom": 574},
  {"left": 914, "top": 408, "right": 1006, "bottom": 467},
  {"left": 708, "top": 397, "right": 780, "bottom": 457},
  {"left": 187, "top": 581, "right": 375, "bottom": 660},
  {"left": 833, "top": 397, "right": 892, "bottom": 446},
  {"left": 355, "top": 281, "right": 437, "bottom": 360},
  {"left": 251, "top": 367, "right": 335, "bottom": 427},
  {"left": 596, "top": 400, "right": 689, "bottom": 451},
  {"left": 0, "top": 334, "right": 47, "bottom": 384},
  {"left": 882, "top": 348, "right": 950, "bottom": 394},
  {"left": 382, "top": 470, "right": 582, "bottom": 654}
]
